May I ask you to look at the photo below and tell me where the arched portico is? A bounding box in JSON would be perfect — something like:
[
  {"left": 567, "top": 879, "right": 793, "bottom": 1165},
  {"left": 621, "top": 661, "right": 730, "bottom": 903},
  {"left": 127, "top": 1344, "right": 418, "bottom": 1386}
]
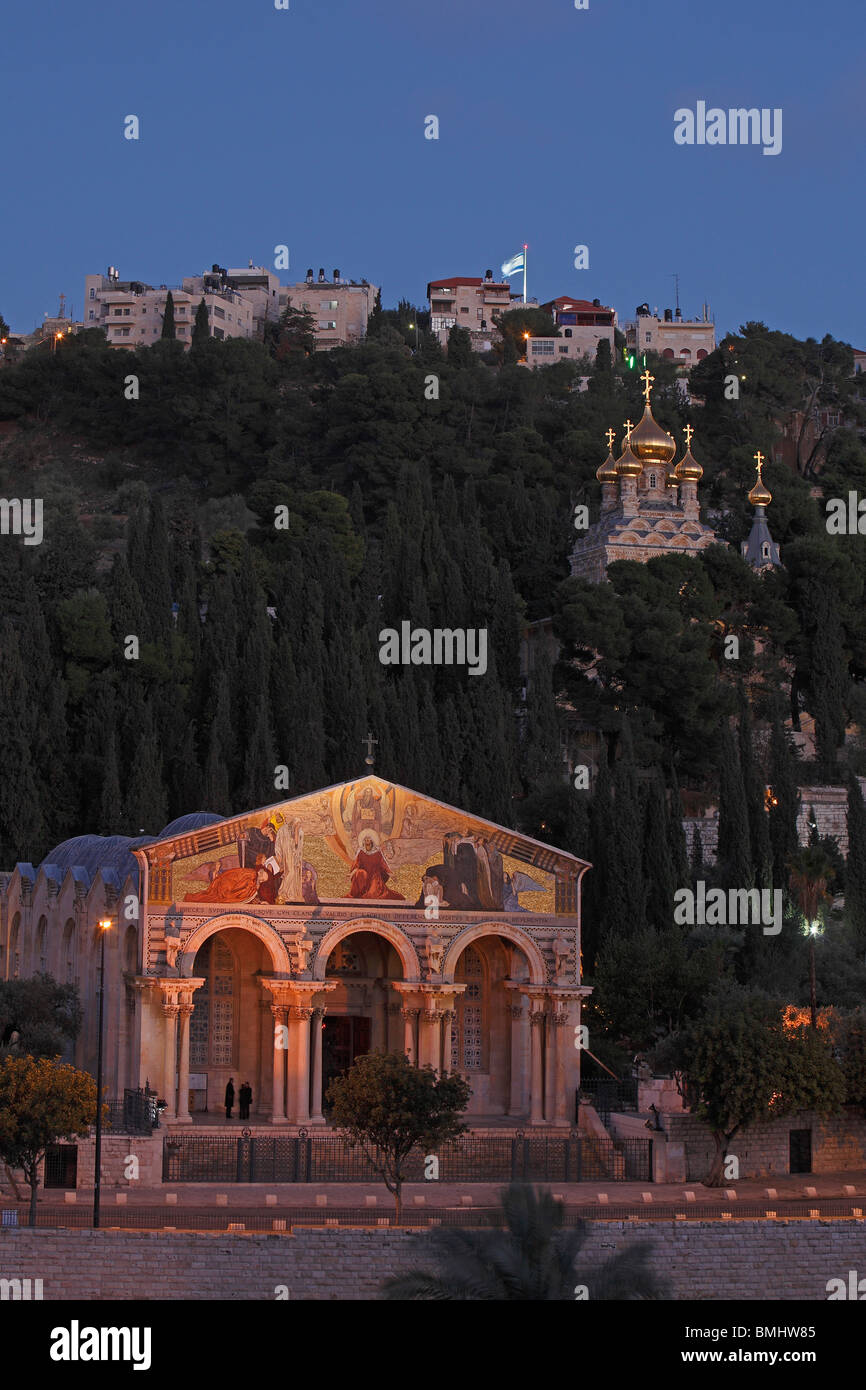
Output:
[
  {"left": 179, "top": 912, "right": 292, "bottom": 976},
  {"left": 313, "top": 917, "right": 421, "bottom": 982},
  {"left": 442, "top": 921, "right": 547, "bottom": 985}
]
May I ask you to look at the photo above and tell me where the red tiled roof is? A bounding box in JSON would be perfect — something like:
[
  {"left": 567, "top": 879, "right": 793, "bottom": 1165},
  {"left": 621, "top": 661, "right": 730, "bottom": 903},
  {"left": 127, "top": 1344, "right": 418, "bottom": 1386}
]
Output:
[{"left": 542, "top": 296, "right": 613, "bottom": 313}]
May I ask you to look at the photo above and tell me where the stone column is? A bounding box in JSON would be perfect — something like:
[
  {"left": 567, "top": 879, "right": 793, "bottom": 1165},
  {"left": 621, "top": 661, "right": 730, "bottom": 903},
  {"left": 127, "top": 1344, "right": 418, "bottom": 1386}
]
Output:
[
  {"left": 310, "top": 1007, "right": 327, "bottom": 1124},
  {"left": 269, "top": 1004, "right": 287, "bottom": 1124},
  {"left": 175, "top": 1004, "right": 194, "bottom": 1123},
  {"left": 544, "top": 1012, "right": 556, "bottom": 1123},
  {"left": 385, "top": 1002, "right": 402, "bottom": 1053},
  {"left": 402, "top": 1008, "right": 419, "bottom": 1066},
  {"left": 553, "top": 1010, "right": 570, "bottom": 1124},
  {"left": 162, "top": 1003, "right": 179, "bottom": 1121},
  {"left": 418, "top": 1009, "right": 444, "bottom": 1070},
  {"left": 292, "top": 1006, "right": 313, "bottom": 1125},
  {"left": 507, "top": 1004, "right": 527, "bottom": 1116},
  {"left": 529, "top": 1009, "right": 545, "bottom": 1125},
  {"left": 257, "top": 1000, "right": 271, "bottom": 1118}
]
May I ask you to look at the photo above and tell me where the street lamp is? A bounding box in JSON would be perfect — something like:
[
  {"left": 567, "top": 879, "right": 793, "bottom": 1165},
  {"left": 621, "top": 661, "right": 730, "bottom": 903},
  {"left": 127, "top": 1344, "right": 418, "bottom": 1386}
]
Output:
[
  {"left": 408, "top": 320, "right": 419, "bottom": 349},
  {"left": 93, "top": 917, "right": 113, "bottom": 1228}
]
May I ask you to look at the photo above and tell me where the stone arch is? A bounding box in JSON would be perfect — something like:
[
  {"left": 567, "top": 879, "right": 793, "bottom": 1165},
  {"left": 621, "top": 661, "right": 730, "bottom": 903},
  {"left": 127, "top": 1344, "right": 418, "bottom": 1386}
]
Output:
[
  {"left": 313, "top": 918, "right": 421, "bottom": 982},
  {"left": 443, "top": 921, "right": 547, "bottom": 984},
  {"left": 178, "top": 912, "right": 292, "bottom": 976}
]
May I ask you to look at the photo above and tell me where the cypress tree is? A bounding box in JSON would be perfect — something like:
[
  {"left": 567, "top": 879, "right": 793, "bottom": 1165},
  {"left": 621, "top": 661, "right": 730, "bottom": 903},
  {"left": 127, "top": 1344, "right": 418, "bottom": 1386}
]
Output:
[
  {"left": 643, "top": 773, "right": 676, "bottom": 930},
  {"left": 192, "top": 297, "right": 210, "bottom": 348},
  {"left": 161, "top": 291, "right": 176, "bottom": 339},
  {"left": 809, "top": 582, "right": 849, "bottom": 781},
  {"left": 717, "top": 721, "right": 752, "bottom": 889},
  {"left": 100, "top": 729, "right": 124, "bottom": 834},
  {"left": 203, "top": 671, "right": 232, "bottom": 814},
  {"left": 846, "top": 774, "right": 866, "bottom": 958},
  {"left": 737, "top": 685, "right": 772, "bottom": 888},
  {"left": 666, "top": 765, "right": 690, "bottom": 888},
  {"left": 0, "top": 622, "right": 46, "bottom": 862},
  {"left": 606, "top": 723, "right": 646, "bottom": 937},
  {"left": 768, "top": 698, "right": 800, "bottom": 887},
  {"left": 124, "top": 707, "right": 168, "bottom": 834}
]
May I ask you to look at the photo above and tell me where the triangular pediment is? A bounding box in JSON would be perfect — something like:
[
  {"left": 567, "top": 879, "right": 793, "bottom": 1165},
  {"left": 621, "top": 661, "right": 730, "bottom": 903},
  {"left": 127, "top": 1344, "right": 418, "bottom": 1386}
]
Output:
[{"left": 137, "top": 776, "right": 588, "bottom": 915}]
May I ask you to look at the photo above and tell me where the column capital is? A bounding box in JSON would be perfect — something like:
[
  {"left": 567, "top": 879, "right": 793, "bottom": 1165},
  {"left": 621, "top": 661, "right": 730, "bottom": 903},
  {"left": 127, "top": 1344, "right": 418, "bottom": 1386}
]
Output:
[
  {"left": 291, "top": 1005, "right": 315, "bottom": 1021},
  {"left": 401, "top": 1007, "right": 421, "bottom": 1021},
  {"left": 508, "top": 1004, "right": 524, "bottom": 1020},
  {"left": 529, "top": 1009, "right": 546, "bottom": 1028}
]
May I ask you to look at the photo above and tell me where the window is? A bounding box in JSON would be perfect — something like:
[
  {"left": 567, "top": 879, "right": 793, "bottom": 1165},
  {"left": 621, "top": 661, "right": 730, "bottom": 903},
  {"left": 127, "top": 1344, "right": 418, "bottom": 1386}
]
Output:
[
  {"left": 559, "top": 345, "right": 568, "bottom": 354},
  {"left": 645, "top": 333, "right": 652, "bottom": 342},
  {"left": 762, "top": 542, "right": 770, "bottom": 559},
  {"left": 321, "top": 299, "right": 338, "bottom": 310},
  {"left": 123, "top": 307, "right": 130, "bottom": 316},
  {"left": 89, "top": 287, "right": 95, "bottom": 299},
  {"left": 89, "top": 310, "right": 94, "bottom": 320},
  {"left": 530, "top": 341, "right": 555, "bottom": 355},
  {"left": 213, "top": 327, "right": 225, "bottom": 340},
  {"left": 460, "top": 306, "right": 469, "bottom": 313},
  {"left": 142, "top": 306, "right": 147, "bottom": 314},
  {"left": 564, "top": 328, "right": 572, "bottom": 338},
  {"left": 318, "top": 320, "right": 336, "bottom": 330},
  {"left": 214, "top": 306, "right": 225, "bottom": 319},
  {"left": 649, "top": 473, "right": 657, "bottom": 488},
  {"left": 114, "top": 309, "right": 122, "bottom": 317}
]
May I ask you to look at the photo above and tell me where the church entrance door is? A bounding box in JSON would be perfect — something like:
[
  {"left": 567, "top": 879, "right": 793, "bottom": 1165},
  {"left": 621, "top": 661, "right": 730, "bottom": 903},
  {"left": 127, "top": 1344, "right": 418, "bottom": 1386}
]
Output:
[{"left": 322, "top": 1016, "right": 371, "bottom": 1108}]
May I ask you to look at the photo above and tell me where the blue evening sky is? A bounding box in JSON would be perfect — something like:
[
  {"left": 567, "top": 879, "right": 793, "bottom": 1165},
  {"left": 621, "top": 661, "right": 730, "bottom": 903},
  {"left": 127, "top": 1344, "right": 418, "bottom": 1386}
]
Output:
[{"left": 1, "top": 0, "right": 862, "bottom": 346}]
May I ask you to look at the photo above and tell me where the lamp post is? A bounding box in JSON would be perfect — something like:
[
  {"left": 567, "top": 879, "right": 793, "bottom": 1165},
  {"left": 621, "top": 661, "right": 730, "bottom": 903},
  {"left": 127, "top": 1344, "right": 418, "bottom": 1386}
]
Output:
[
  {"left": 93, "top": 917, "right": 113, "bottom": 1229},
  {"left": 408, "top": 320, "right": 419, "bottom": 349}
]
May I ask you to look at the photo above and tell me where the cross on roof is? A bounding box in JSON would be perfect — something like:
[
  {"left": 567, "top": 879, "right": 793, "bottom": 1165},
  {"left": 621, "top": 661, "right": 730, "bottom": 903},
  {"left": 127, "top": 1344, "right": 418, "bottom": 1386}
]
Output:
[
  {"left": 683, "top": 424, "right": 694, "bottom": 449},
  {"left": 640, "top": 369, "right": 655, "bottom": 401},
  {"left": 605, "top": 427, "right": 616, "bottom": 452},
  {"left": 362, "top": 731, "right": 378, "bottom": 767},
  {"left": 623, "top": 419, "right": 634, "bottom": 441},
  {"left": 754, "top": 450, "right": 765, "bottom": 472}
]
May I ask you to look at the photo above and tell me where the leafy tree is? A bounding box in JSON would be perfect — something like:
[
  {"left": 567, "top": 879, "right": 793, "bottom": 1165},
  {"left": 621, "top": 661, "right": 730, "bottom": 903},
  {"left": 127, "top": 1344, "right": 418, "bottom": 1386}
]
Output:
[
  {"left": 0, "top": 975, "right": 82, "bottom": 1059},
  {"left": 446, "top": 325, "right": 473, "bottom": 369},
  {"left": 326, "top": 1051, "right": 470, "bottom": 1221},
  {"left": 381, "top": 1183, "right": 667, "bottom": 1300},
  {"left": 654, "top": 994, "right": 845, "bottom": 1186},
  {"left": 0, "top": 1056, "right": 97, "bottom": 1225},
  {"left": 161, "top": 291, "right": 176, "bottom": 340},
  {"left": 265, "top": 303, "right": 316, "bottom": 359},
  {"left": 192, "top": 297, "right": 210, "bottom": 348},
  {"left": 592, "top": 926, "right": 730, "bottom": 1050}
]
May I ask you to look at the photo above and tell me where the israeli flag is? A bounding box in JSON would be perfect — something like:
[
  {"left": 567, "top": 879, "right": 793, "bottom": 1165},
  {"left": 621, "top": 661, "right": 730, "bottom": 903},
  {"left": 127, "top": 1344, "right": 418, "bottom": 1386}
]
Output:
[{"left": 500, "top": 251, "right": 525, "bottom": 277}]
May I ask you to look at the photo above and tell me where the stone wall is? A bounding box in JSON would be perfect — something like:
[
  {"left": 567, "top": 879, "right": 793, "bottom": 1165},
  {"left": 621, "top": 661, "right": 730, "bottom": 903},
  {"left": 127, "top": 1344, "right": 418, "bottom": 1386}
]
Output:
[
  {"left": 660, "top": 1109, "right": 866, "bottom": 1182},
  {"left": 2, "top": 1222, "right": 866, "bottom": 1300}
]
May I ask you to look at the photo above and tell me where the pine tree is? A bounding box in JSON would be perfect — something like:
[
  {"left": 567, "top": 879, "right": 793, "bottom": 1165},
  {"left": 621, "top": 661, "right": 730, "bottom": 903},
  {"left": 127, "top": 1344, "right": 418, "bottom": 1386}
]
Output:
[
  {"left": 192, "top": 297, "right": 210, "bottom": 348},
  {"left": 161, "top": 291, "right": 176, "bottom": 340}
]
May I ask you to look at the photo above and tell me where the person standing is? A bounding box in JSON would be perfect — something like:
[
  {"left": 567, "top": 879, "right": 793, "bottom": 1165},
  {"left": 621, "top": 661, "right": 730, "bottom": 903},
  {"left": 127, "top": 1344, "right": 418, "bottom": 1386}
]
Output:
[
  {"left": 238, "top": 1081, "right": 252, "bottom": 1121},
  {"left": 225, "top": 1078, "right": 235, "bottom": 1121}
]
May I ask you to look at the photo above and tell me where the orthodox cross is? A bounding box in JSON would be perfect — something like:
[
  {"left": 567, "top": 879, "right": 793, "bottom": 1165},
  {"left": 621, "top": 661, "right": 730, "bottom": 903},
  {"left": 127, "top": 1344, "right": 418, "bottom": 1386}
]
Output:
[
  {"left": 362, "top": 731, "right": 378, "bottom": 767},
  {"left": 623, "top": 418, "right": 634, "bottom": 442},
  {"left": 640, "top": 369, "right": 655, "bottom": 401},
  {"left": 683, "top": 424, "right": 694, "bottom": 449},
  {"left": 754, "top": 450, "right": 765, "bottom": 475},
  {"left": 605, "top": 427, "right": 616, "bottom": 452}
]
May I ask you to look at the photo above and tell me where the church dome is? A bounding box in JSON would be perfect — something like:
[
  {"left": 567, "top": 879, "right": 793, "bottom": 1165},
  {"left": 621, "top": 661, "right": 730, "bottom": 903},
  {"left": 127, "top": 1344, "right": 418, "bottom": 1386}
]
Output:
[
  {"left": 675, "top": 448, "right": 703, "bottom": 482},
  {"left": 628, "top": 403, "right": 677, "bottom": 465},
  {"left": 596, "top": 450, "right": 618, "bottom": 484},
  {"left": 615, "top": 440, "right": 643, "bottom": 478},
  {"left": 748, "top": 467, "right": 772, "bottom": 506}
]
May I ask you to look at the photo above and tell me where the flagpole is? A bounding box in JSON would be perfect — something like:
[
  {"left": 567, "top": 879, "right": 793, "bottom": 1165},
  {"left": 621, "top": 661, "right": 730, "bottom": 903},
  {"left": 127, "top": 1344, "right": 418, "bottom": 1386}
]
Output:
[{"left": 523, "top": 244, "right": 528, "bottom": 304}]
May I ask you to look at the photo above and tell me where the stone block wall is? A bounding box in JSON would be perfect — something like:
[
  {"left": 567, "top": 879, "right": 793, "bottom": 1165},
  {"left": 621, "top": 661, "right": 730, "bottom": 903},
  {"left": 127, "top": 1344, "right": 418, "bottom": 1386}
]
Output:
[
  {"left": 660, "top": 1109, "right": 866, "bottom": 1182},
  {"left": 2, "top": 1222, "right": 866, "bottom": 1300}
]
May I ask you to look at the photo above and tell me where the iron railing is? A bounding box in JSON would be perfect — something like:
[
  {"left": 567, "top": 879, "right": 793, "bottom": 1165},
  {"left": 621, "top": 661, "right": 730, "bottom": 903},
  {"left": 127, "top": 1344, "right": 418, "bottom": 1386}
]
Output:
[
  {"left": 578, "top": 1078, "right": 639, "bottom": 1126},
  {"left": 103, "top": 1088, "right": 160, "bottom": 1135},
  {"left": 161, "top": 1133, "right": 652, "bottom": 1185}
]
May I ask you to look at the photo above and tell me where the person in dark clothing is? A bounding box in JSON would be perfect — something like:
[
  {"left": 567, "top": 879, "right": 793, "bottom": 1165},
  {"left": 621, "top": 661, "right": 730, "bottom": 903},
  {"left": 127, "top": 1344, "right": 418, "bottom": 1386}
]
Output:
[
  {"left": 238, "top": 1082, "right": 252, "bottom": 1121},
  {"left": 225, "top": 1078, "right": 235, "bottom": 1120}
]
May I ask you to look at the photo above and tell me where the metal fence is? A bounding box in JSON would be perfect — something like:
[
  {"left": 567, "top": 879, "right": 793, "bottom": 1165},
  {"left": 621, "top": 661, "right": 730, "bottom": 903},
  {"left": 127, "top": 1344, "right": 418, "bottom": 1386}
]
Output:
[
  {"left": 103, "top": 1088, "right": 160, "bottom": 1136},
  {"left": 578, "top": 1079, "right": 639, "bottom": 1126},
  {"left": 161, "top": 1132, "right": 652, "bottom": 1184}
]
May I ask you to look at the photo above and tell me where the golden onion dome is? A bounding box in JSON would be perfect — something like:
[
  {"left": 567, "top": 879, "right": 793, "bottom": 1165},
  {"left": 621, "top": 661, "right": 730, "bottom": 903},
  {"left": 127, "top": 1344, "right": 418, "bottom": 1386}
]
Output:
[
  {"left": 616, "top": 440, "right": 643, "bottom": 478},
  {"left": 675, "top": 447, "right": 703, "bottom": 483},
  {"left": 628, "top": 402, "right": 677, "bottom": 464},
  {"left": 596, "top": 450, "right": 618, "bottom": 484},
  {"left": 748, "top": 452, "right": 772, "bottom": 505}
]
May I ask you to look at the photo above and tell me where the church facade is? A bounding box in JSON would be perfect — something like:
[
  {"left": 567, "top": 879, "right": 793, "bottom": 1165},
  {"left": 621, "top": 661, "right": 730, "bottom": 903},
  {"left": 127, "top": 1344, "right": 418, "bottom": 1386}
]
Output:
[{"left": 0, "top": 777, "right": 591, "bottom": 1129}]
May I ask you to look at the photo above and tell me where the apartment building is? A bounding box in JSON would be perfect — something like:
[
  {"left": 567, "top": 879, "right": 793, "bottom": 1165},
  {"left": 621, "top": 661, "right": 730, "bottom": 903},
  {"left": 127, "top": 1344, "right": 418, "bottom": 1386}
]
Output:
[
  {"left": 279, "top": 268, "right": 379, "bottom": 349},
  {"left": 84, "top": 267, "right": 256, "bottom": 349},
  {"left": 625, "top": 303, "right": 715, "bottom": 364},
  {"left": 426, "top": 271, "right": 515, "bottom": 351},
  {"left": 525, "top": 295, "right": 617, "bottom": 368}
]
